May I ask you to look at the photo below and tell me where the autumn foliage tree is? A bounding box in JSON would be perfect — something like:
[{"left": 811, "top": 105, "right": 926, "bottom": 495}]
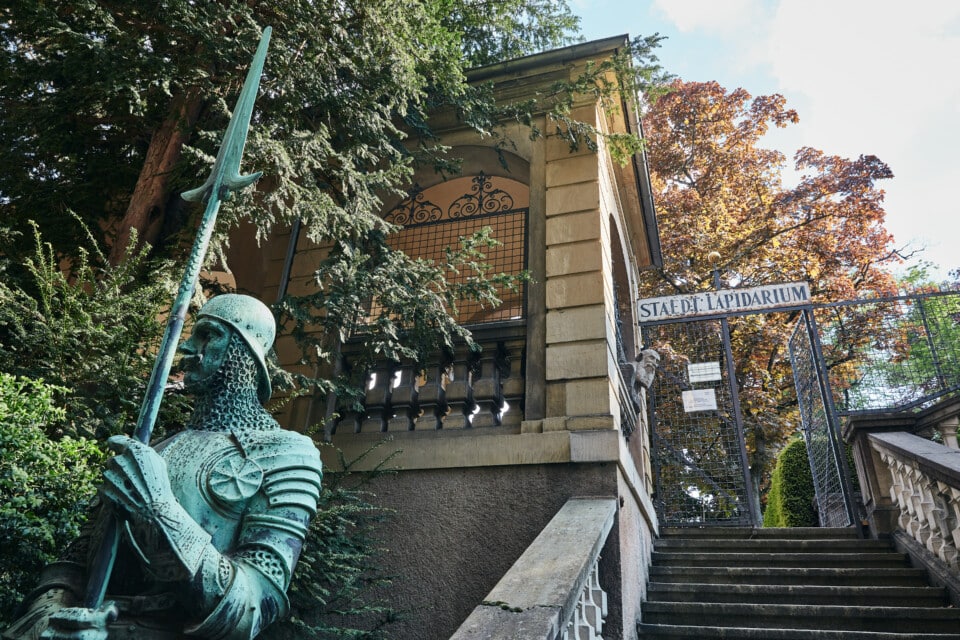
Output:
[{"left": 641, "top": 80, "right": 901, "bottom": 495}]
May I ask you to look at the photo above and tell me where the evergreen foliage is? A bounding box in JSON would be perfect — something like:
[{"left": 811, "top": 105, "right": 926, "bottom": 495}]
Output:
[
  {"left": 0, "top": 4, "right": 668, "bottom": 634},
  {"left": 0, "top": 374, "right": 103, "bottom": 621},
  {"left": 763, "top": 437, "right": 816, "bottom": 527},
  {"left": 0, "top": 224, "right": 192, "bottom": 440},
  {"left": 0, "top": 0, "right": 666, "bottom": 411}
]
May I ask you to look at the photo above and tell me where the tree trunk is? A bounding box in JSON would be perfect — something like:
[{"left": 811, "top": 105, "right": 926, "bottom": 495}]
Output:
[{"left": 109, "top": 88, "right": 204, "bottom": 264}]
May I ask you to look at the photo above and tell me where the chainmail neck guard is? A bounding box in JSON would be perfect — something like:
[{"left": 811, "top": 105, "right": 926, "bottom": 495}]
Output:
[{"left": 187, "top": 333, "right": 279, "bottom": 439}]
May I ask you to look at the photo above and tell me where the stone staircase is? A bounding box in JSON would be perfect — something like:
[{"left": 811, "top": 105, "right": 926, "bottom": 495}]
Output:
[{"left": 638, "top": 527, "right": 960, "bottom": 639}]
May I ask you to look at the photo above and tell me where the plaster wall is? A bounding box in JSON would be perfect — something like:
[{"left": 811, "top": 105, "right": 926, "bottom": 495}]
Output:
[{"left": 354, "top": 461, "right": 651, "bottom": 640}]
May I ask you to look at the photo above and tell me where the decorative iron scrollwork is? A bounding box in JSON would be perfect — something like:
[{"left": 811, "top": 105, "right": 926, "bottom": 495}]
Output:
[
  {"left": 383, "top": 184, "right": 442, "bottom": 225},
  {"left": 385, "top": 173, "right": 517, "bottom": 226},
  {"left": 448, "top": 172, "right": 515, "bottom": 219}
]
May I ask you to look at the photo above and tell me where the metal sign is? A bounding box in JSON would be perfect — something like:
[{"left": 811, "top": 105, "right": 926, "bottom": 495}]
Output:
[
  {"left": 682, "top": 389, "right": 718, "bottom": 412},
  {"left": 688, "top": 362, "right": 722, "bottom": 383},
  {"left": 638, "top": 282, "right": 811, "bottom": 322}
]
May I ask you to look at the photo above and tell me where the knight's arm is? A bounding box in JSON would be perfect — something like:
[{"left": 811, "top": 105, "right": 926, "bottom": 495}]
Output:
[
  {"left": 102, "top": 434, "right": 322, "bottom": 640},
  {"left": 184, "top": 445, "right": 323, "bottom": 640}
]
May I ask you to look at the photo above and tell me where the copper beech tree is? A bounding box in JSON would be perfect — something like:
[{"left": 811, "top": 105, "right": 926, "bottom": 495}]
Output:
[{"left": 640, "top": 80, "right": 902, "bottom": 494}]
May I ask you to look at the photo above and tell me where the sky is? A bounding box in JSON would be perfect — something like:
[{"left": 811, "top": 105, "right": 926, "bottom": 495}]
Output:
[{"left": 572, "top": 0, "right": 960, "bottom": 279}]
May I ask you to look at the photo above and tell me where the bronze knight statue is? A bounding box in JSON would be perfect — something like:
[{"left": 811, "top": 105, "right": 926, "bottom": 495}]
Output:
[{"left": 4, "top": 294, "right": 323, "bottom": 640}]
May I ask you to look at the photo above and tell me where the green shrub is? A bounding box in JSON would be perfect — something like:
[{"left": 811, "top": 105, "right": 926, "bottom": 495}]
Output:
[
  {"left": 763, "top": 437, "right": 816, "bottom": 527},
  {"left": 0, "top": 374, "right": 103, "bottom": 621},
  {"left": 0, "top": 223, "right": 191, "bottom": 440}
]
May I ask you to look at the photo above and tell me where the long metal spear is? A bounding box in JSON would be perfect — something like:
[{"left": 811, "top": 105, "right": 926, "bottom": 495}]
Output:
[{"left": 83, "top": 26, "right": 272, "bottom": 608}]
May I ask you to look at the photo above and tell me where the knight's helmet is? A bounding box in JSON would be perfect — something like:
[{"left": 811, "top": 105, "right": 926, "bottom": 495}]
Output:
[{"left": 197, "top": 294, "right": 276, "bottom": 402}]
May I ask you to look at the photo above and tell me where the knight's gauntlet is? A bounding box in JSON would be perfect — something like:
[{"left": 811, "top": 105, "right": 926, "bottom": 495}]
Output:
[{"left": 122, "top": 500, "right": 212, "bottom": 581}]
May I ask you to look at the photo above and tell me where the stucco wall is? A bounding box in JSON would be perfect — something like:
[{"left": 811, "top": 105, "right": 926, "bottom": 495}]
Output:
[{"left": 355, "top": 462, "right": 641, "bottom": 639}]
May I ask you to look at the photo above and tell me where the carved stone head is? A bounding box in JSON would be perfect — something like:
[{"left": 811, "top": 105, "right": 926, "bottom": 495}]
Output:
[{"left": 636, "top": 348, "right": 661, "bottom": 389}]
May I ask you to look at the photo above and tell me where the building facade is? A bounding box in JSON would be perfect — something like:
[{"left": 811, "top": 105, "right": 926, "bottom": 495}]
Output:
[{"left": 226, "top": 37, "right": 662, "bottom": 639}]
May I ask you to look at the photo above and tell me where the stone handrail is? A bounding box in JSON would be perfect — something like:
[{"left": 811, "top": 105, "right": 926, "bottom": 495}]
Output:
[
  {"left": 450, "top": 497, "right": 616, "bottom": 640},
  {"left": 869, "top": 431, "right": 960, "bottom": 570}
]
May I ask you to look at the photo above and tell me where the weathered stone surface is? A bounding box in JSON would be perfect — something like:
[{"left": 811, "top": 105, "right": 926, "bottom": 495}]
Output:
[
  {"left": 545, "top": 340, "right": 608, "bottom": 380},
  {"left": 545, "top": 211, "right": 602, "bottom": 245},
  {"left": 546, "top": 154, "right": 600, "bottom": 188},
  {"left": 545, "top": 240, "right": 602, "bottom": 277},
  {"left": 480, "top": 497, "right": 616, "bottom": 614},
  {"left": 570, "top": 427, "right": 619, "bottom": 461},
  {"left": 546, "top": 271, "right": 605, "bottom": 309},
  {"left": 546, "top": 181, "right": 600, "bottom": 216},
  {"left": 449, "top": 605, "right": 561, "bottom": 639},
  {"left": 563, "top": 378, "right": 614, "bottom": 416},
  {"left": 546, "top": 305, "right": 607, "bottom": 344}
]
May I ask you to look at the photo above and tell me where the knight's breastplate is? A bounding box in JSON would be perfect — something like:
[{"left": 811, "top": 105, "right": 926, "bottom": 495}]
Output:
[{"left": 156, "top": 430, "right": 263, "bottom": 551}]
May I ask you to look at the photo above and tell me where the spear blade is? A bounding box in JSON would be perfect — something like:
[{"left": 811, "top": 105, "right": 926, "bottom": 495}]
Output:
[{"left": 182, "top": 26, "right": 271, "bottom": 203}]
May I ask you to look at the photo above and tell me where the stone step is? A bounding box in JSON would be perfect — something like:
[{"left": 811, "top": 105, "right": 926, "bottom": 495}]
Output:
[
  {"left": 637, "top": 623, "right": 960, "bottom": 639},
  {"left": 641, "top": 602, "right": 960, "bottom": 634},
  {"left": 658, "top": 527, "right": 860, "bottom": 539},
  {"left": 650, "top": 551, "right": 909, "bottom": 568},
  {"left": 645, "top": 582, "right": 948, "bottom": 607},
  {"left": 648, "top": 565, "right": 931, "bottom": 587},
  {"left": 654, "top": 538, "right": 893, "bottom": 553}
]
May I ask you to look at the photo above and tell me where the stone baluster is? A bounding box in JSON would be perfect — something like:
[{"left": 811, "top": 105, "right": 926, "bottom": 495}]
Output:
[
  {"left": 928, "top": 488, "right": 952, "bottom": 563},
  {"left": 937, "top": 481, "right": 960, "bottom": 568},
  {"left": 470, "top": 342, "right": 502, "bottom": 428},
  {"left": 443, "top": 343, "right": 476, "bottom": 429},
  {"left": 499, "top": 338, "right": 525, "bottom": 430},
  {"left": 936, "top": 416, "right": 959, "bottom": 449},
  {"left": 333, "top": 366, "right": 367, "bottom": 434},
  {"left": 879, "top": 448, "right": 960, "bottom": 571},
  {"left": 562, "top": 556, "right": 606, "bottom": 640},
  {"left": 414, "top": 355, "right": 448, "bottom": 430},
  {"left": 910, "top": 467, "right": 935, "bottom": 547},
  {"left": 387, "top": 361, "right": 419, "bottom": 432},
  {"left": 359, "top": 360, "right": 394, "bottom": 433},
  {"left": 335, "top": 400, "right": 362, "bottom": 434},
  {"left": 942, "top": 483, "right": 960, "bottom": 552}
]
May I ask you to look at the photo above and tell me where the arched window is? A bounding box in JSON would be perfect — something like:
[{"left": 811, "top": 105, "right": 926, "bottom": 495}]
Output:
[{"left": 383, "top": 172, "right": 528, "bottom": 325}]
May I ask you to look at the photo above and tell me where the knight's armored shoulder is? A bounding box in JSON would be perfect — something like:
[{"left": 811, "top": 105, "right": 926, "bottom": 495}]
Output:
[{"left": 245, "top": 430, "right": 323, "bottom": 516}]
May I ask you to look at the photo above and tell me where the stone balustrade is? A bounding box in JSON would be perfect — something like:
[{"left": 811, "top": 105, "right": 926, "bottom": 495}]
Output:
[
  {"left": 561, "top": 557, "right": 608, "bottom": 640},
  {"left": 869, "top": 431, "right": 960, "bottom": 571},
  {"left": 332, "top": 324, "right": 525, "bottom": 434},
  {"left": 450, "top": 497, "right": 616, "bottom": 639}
]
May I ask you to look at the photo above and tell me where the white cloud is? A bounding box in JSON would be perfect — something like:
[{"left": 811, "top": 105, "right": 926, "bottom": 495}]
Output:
[
  {"left": 761, "top": 1, "right": 960, "bottom": 272},
  {"left": 651, "top": 0, "right": 768, "bottom": 34}
]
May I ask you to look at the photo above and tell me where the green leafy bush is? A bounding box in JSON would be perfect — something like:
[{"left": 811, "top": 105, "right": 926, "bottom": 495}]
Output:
[
  {"left": 0, "top": 374, "right": 103, "bottom": 621},
  {"left": 0, "top": 224, "right": 191, "bottom": 440},
  {"left": 763, "top": 437, "right": 816, "bottom": 527}
]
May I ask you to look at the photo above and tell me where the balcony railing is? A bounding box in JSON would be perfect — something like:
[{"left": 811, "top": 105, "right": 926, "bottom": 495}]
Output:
[{"left": 331, "top": 322, "right": 526, "bottom": 434}]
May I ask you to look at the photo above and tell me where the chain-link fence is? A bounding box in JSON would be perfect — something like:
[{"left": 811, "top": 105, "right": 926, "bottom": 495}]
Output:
[
  {"left": 643, "top": 320, "right": 756, "bottom": 526},
  {"left": 789, "top": 314, "right": 854, "bottom": 527},
  {"left": 815, "top": 289, "right": 960, "bottom": 416}
]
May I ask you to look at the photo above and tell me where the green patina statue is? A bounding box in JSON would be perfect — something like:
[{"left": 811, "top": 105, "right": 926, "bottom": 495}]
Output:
[{"left": 4, "top": 294, "right": 323, "bottom": 640}]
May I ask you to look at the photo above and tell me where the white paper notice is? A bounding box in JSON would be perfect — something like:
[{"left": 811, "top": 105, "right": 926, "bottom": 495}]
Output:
[
  {"left": 682, "top": 389, "right": 718, "bottom": 412},
  {"left": 688, "top": 362, "right": 722, "bottom": 383}
]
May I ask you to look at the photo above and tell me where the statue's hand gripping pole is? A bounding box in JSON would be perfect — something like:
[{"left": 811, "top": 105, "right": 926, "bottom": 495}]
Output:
[{"left": 83, "top": 27, "right": 272, "bottom": 609}]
